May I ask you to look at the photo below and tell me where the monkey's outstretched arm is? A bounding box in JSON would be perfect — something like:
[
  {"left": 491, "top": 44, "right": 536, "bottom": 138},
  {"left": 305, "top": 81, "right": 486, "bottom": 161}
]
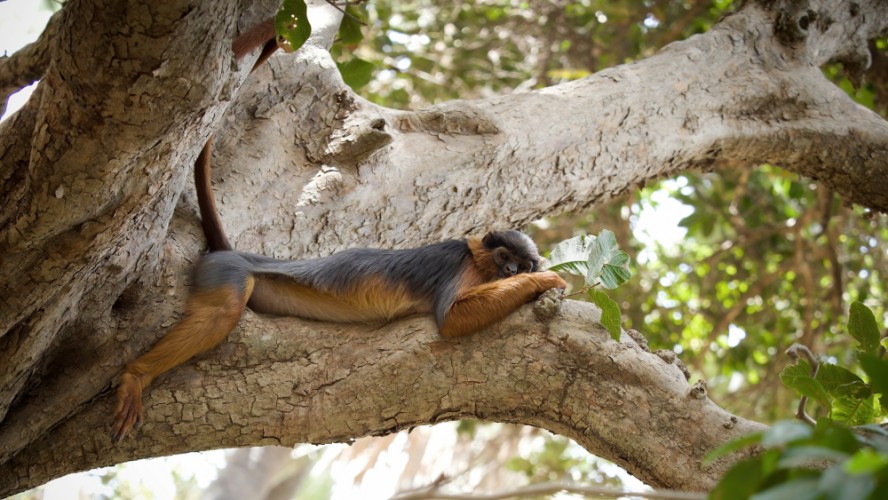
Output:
[
  {"left": 440, "top": 271, "right": 566, "bottom": 338},
  {"left": 112, "top": 279, "right": 254, "bottom": 442}
]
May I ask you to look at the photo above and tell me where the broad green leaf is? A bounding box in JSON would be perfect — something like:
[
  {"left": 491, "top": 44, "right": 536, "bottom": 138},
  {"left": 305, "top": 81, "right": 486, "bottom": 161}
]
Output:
[
  {"left": 600, "top": 253, "right": 632, "bottom": 289},
  {"left": 761, "top": 421, "right": 813, "bottom": 447},
  {"left": 586, "top": 230, "right": 632, "bottom": 288},
  {"left": 817, "top": 462, "right": 876, "bottom": 500},
  {"left": 588, "top": 289, "right": 621, "bottom": 341},
  {"left": 832, "top": 393, "right": 876, "bottom": 426},
  {"left": 710, "top": 456, "right": 766, "bottom": 500},
  {"left": 776, "top": 445, "right": 849, "bottom": 468},
  {"left": 817, "top": 363, "right": 865, "bottom": 394},
  {"left": 844, "top": 448, "right": 888, "bottom": 475},
  {"left": 545, "top": 234, "right": 595, "bottom": 276},
  {"left": 860, "top": 354, "right": 888, "bottom": 395},
  {"left": 336, "top": 5, "right": 365, "bottom": 45},
  {"left": 275, "top": 0, "right": 312, "bottom": 54},
  {"left": 704, "top": 431, "right": 764, "bottom": 464},
  {"left": 337, "top": 57, "right": 374, "bottom": 90},
  {"left": 780, "top": 361, "right": 832, "bottom": 411},
  {"left": 849, "top": 301, "right": 881, "bottom": 355},
  {"left": 750, "top": 478, "right": 819, "bottom": 500},
  {"left": 813, "top": 418, "right": 861, "bottom": 454}
]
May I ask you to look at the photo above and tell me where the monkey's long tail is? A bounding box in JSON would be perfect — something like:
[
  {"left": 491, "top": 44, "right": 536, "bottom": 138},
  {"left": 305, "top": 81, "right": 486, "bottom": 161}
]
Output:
[
  {"left": 193, "top": 35, "right": 280, "bottom": 252},
  {"left": 194, "top": 138, "right": 232, "bottom": 252}
]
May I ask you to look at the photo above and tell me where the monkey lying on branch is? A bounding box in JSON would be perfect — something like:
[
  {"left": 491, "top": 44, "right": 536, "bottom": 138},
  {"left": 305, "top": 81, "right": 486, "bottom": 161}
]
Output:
[{"left": 110, "top": 26, "right": 567, "bottom": 442}]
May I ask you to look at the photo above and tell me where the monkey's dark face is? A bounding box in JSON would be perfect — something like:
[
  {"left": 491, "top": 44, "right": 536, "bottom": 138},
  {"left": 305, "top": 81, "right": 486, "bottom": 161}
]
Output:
[{"left": 482, "top": 230, "right": 541, "bottom": 278}]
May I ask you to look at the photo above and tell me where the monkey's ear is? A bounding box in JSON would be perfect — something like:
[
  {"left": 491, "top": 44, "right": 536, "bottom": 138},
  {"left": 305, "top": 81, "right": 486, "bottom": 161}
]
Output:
[{"left": 482, "top": 231, "right": 504, "bottom": 249}]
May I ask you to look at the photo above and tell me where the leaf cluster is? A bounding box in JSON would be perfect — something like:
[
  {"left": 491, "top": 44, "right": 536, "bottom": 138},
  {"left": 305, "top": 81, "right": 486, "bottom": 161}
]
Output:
[
  {"left": 709, "top": 303, "right": 888, "bottom": 499},
  {"left": 545, "top": 230, "right": 633, "bottom": 340}
]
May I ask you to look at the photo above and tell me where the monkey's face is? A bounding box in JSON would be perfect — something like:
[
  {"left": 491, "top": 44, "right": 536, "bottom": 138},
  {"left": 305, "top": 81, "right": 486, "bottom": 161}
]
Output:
[
  {"left": 482, "top": 230, "right": 542, "bottom": 278},
  {"left": 491, "top": 247, "right": 539, "bottom": 277}
]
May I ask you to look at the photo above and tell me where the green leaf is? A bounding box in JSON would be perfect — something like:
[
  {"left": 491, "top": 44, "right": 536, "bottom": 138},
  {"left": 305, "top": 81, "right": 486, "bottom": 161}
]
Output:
[
  {"left": 860, "top": 354, "right": 888, "bottom": 396},
  {"left": 586, "top": 230, "right": 632, "bottom": 288},
  {"left": 710, "top": 457, "right": 767, "bottom": 500},
  {"left": 817, "top": 364, "right": 865, "bottom": 394},
  {"left": 761, "top": 421, "right": 813, "bottom": 448},
  {"left": 813, "top": 418, "right": 861, "bottom": 454},
  {"left": 337, "top": 57, "right": 374, "bottom": 90},
  {"left": 832, "top": 393, "right": 876, "bottom": 426},
  {"left": 817, "top": 462, "right": 877, "bottom": 499},
  {"left": 844, "top": 448, "right": 888, "bottom": 475},
  {"left": 545, "top": 234, "right": 595, "bottom": 277},
  {"left": 776, "top": 446, "right": 849, "bottom": 468},
  {"left": 704, "top": 431, "right": 764, "bottom": 465},
  {"left": 848, "top": 302, "right": 881, "bottom": 355},
  {"left": 780, "top": 361, "right": 832, "bottom": 411},
  {"left": 275, "top": 0, "right": 312, "bottom": 53},
  {"left": 600, "top": 254, "right": 632, "bottom": 289},
  {"left": 336, "top": 5, "right": 365, "bottom": 45},
  {"left": 588, "top": 289, "right": 622, "bottom": 341},
  {"left": 750, "top": 478, "right": 819, "bottom": 500}
]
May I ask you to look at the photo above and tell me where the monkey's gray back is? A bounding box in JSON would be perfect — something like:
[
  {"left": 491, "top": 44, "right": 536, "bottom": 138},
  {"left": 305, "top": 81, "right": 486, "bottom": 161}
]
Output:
[{"left": 195, "top": 240, "right": 472, "bottom": 324}]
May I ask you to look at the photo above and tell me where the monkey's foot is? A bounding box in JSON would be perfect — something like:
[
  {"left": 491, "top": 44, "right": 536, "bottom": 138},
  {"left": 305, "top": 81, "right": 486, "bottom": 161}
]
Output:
[{"left": 111, "top": 372, "right": 144, "bottom": 443}]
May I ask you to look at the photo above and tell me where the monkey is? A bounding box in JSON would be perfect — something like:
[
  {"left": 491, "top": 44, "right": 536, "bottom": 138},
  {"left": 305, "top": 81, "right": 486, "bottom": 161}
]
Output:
[
  {"left": 232, "top": 18, "right": 277, "bottom": 61},
  {"left": 110, "top": 25, "right": 568, "bottom": 444}
]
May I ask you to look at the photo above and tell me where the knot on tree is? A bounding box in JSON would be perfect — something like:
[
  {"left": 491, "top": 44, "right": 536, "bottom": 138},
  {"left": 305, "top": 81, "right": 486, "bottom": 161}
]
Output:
[
  {"left": 689, "top": 379, "right": 709, "bottom": 399},
  {"left": 324, "top": 117, "right": 393, "bottom": 165},
  {"left": 395, "top": 104, "right": 500, "bottom": 136},
  {"left": 774, "top": 3, "right": 818, "bottom": 46},
  {"left": 533, "top": 288, "right": 563, "bottom": 321}
]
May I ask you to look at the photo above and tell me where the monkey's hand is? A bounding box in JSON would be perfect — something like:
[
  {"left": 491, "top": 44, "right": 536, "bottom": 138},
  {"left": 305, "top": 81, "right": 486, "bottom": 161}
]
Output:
[
  {"left": 111, "top": 372, "right": 144, "bottom": 443},
  {"left": 532, "top": 271, "right": 568, "bottom": 293}
]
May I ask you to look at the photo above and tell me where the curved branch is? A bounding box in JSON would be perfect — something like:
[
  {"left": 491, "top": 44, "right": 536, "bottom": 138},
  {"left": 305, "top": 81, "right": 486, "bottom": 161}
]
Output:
[
  {"left": 0, "top": 300, "right": 764, "bottom": 496},
  {"left": 0, "top": 9, "right": 61, "bottom": 116}
]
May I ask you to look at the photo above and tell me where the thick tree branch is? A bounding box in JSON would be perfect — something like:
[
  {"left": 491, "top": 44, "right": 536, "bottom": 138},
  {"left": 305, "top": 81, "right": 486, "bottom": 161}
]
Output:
[
  {"left": 1, "top": 0, "right": 887, "bottom": 495},
  {"left": 0, "top": 9, "right": 60, "bottom": 116},
  {"left": 0, "top": 299, "right": 764, "bottom": 495}
]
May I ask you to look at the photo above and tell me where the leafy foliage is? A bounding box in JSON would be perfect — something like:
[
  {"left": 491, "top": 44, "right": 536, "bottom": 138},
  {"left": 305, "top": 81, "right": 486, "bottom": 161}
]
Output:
[
  {"left": 711, "top": 303, "right": 888, "bottom": 499},
  {"left": 546, "top": 230, "right": 633, "bottom": 340}
]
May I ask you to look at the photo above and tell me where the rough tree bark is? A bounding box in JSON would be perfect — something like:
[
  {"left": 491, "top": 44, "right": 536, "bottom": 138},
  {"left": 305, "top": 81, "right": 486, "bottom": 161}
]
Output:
[{"left": 1, "top": 0, "right": 886, "bottom": 495}]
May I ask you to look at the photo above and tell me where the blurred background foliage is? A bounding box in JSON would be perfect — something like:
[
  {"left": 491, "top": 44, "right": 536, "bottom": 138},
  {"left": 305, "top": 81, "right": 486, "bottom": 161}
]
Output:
[{"left": 9, "top": 0, "right": 888, "bottom": 497}]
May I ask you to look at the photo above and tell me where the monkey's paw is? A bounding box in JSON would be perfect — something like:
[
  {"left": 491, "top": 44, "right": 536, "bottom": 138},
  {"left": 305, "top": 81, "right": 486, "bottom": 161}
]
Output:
[
  {"left": 534, "top": 271, "right": 568, "bottom": 292},
  {"left": 111, "top": 372, "right": 144, "bottom": 443}
]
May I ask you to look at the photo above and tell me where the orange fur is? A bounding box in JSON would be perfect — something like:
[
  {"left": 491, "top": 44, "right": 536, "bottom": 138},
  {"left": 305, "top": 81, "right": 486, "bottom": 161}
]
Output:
[
  {"left": 111, "top": 279, "right": 253, "bottom": 441},
  {"left": 232, "top": 18, "right": 276, "bottom": 60},
  {"left": 467, "top": 238, "right": 498, "bottom": 280},
  {"left": 441, "top": 260, "right": 566, "bottom": 338},
  {"left": 249, "top": 275, "right": 427, "bottom": 323}
]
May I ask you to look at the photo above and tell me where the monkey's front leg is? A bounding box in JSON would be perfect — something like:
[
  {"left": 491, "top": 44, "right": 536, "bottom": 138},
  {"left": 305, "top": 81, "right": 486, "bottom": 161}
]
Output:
[
  {"left": 112, "top": 282, "right": 252, "bottom": 442},
  {"left": 439, "top": 271, "right": 566, "bottom": 338}
]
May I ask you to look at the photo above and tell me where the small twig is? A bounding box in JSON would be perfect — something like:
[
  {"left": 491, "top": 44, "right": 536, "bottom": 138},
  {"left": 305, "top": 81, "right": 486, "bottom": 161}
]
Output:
[
  {"left": 785, "top": 343, "right": 819, "bottom": 425},
  {"left": 562, "top": 282, "right": 598, "bottom": 299},
  {"left": 391, "top": 481, "right": 706, "bottom": 500},
  {"left": 324, "top": 0, "right": 368, "bottom": 26},
  {"left": 0, "top": 8, "right": 62, "bottom": 115}
]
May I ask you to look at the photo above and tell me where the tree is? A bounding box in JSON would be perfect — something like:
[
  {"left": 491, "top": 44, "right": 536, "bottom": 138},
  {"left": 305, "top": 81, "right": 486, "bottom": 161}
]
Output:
[{"left": 1, "top": 0, "right": 886, "bottom": 495}]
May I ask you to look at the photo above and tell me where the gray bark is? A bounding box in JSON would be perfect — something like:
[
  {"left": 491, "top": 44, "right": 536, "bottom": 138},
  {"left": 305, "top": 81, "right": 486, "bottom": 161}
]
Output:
[{"left": 1, "top": 0, "right": 886, "bottom": 495}]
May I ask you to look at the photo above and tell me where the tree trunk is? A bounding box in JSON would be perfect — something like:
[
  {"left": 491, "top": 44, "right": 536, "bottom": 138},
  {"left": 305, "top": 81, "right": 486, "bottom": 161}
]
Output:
[{"left": 1, "top": 0, "right": 886, "bottom": 495}]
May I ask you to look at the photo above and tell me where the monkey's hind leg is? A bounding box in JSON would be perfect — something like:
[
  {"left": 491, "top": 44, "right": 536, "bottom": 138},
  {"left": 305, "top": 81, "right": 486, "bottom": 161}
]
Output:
[{"left": 112, "top": 277, "right": 254, "bottom": 442}]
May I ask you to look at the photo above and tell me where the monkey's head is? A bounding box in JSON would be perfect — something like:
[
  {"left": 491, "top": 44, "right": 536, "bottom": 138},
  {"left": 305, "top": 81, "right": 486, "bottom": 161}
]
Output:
[{"left": 481, "top": 230, "right": 541, "bottom": 278}]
